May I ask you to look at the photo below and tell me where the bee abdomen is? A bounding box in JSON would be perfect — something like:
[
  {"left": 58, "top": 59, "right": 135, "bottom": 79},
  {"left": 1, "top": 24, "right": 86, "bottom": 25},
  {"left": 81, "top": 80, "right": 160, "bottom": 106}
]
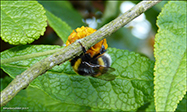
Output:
[{"left": 98, "top": 53, "right": 112, "bottom": 67}]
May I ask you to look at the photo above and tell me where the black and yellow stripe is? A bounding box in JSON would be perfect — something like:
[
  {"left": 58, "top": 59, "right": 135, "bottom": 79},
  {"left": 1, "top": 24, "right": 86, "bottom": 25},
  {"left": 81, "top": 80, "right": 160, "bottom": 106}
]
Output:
[{"left": 70, "top": 53, "right": 112, "bottom": 77}]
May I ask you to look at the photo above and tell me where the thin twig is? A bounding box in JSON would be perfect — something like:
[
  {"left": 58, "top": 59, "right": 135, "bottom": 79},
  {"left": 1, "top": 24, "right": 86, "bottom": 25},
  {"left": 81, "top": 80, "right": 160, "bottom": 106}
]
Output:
[{"left": 0, "top": 0, "right": 161, "bottom": 107}]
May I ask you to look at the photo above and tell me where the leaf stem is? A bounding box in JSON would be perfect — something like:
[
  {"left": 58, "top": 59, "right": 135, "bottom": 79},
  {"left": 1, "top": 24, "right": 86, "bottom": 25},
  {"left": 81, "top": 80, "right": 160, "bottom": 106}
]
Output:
[{"left": 0, "top": 0, "right": 161, "bottom": 107}]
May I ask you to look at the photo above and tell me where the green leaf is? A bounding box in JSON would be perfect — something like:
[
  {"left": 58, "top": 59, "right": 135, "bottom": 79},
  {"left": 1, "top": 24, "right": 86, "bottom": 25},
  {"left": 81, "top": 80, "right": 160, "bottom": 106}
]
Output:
[
  {"left": 1, "top": 85, "right": 90, "bottom": 111},
  {"left": 1, "top": 45, "right": 154, "bottom": 111},
  {"left": 0, "top": 76, "right": 13, "bottom": 91},
  {"left": 175, "top": 94, "right": 187, "bottom": 112},
  {"left": 145, "top": 102, "right": 155, "bottom": 112},
  {"left": 38, "top": 1, "right": 86, "bottom": 29},
  {"left": 144, "top": 94, "right": 187, "bottom": 112},
  {"left": 154, "top": 1, "right": 186, "bottom": 111},
  {"left": 0, "top": 45, "right": 62, "bottom": 66},
  {"left": 0, "top": 1, "right": 47, "bottom": 45},
  {"left": 45, "top": 10, "right": 72, "bottom": 43}
]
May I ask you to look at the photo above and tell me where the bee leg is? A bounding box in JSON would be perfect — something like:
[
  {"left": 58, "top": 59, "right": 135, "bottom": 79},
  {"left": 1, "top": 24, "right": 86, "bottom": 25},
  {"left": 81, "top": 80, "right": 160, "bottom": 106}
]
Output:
[
  {"left": 23, "top": 84, "right": 29, "bottom": 90},
  {"left": 57, "top": 62, "right": 63, "bottom": 66},
  {"left": 78, "top": 41, "right": 92, "bottom": 60},
  {"left": 78, "top": 41, "right": 87, "bottom": 54}
]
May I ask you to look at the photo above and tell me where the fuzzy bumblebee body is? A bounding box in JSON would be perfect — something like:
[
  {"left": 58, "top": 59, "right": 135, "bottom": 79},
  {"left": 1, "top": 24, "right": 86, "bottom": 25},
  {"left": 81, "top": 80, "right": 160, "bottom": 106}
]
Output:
[
  {"left": 66, "top": 26, "right": 115, "bottom": 80},
  {"left": 70, "top": 44, "right": 112, "bottom": 77}
]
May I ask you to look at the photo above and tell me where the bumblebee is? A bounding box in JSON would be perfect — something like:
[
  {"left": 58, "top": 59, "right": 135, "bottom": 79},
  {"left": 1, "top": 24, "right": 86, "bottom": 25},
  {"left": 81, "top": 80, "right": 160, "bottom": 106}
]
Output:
[{"left": 66, "top": 26, "right": 115, "bottom": 81}]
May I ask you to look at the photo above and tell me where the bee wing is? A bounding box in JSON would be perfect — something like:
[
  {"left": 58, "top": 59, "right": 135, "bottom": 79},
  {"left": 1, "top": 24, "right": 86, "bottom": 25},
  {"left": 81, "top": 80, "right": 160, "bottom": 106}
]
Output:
[
  {"left": 83, "top": 62, "right": 116, "bottom": 81},
  {"left": 93, "top": 66, "right": 116, "bottom": 81},
  {"left": 96, "top": 71, "right": 116, "bottom": 81}
]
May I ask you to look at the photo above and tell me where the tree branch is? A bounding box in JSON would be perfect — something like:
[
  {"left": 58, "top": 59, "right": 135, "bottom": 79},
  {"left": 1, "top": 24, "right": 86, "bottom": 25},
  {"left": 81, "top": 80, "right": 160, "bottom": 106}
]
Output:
[{"left": 0, "top": 0, "right": 161, "bottom": 107}]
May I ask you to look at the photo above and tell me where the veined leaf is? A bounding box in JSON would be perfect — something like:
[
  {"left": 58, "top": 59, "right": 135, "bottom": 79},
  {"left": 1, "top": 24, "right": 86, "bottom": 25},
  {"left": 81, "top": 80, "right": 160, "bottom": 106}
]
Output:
[
  {"left": 145, "top": 94, "right": 187, "bottom": 112},
  {"left": 0, "top": 77, "right": 90, "bottom": 112},
  {"left": 45, "top": 10, "right": 72, "bottom": 43},
  {"left": 154, "top": 1, "right": 186, "bottom": 111},
  {"left": 146, "top": 102, "right": 155, "bottom": 112},
  {"left": 1, "top": 46, "right": 154, "bottom": 111},
  {"left": 0, "top": 45, "right": 62, "bottom": 66},
  {"left": 1, "top": 1, "right": 47, "bottom": 45}
]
